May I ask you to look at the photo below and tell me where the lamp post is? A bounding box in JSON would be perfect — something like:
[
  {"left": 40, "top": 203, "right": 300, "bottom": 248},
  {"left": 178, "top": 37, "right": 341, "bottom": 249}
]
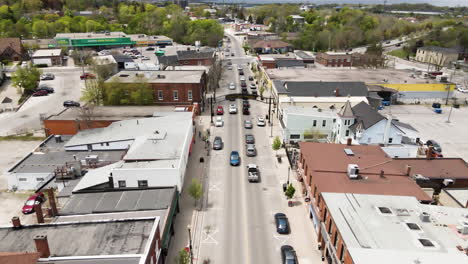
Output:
[
  {"left": 287, "top": 166, "right": 290, "bottom": 185},
  {"left": 187, "top": 225, "right": 193, "bottom": 264},
  {"left": 446, "top": 105, "right": 453, "bottom": 123}
]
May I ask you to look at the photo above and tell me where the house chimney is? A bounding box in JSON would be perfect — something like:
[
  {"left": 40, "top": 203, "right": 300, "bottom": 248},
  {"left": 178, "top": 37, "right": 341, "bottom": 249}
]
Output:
[
  {"left": 12, "top": 216, "right": 21, "bottom": 229},
  {"left": 346, "top": 138, "right": 352, "bottom": 146},
  {"left": 426, "top": 146, "right": 433, "bottom": 160},
  {"left": 47, "top": 188, "right": 58, "bottom": 217},
  {"left": 34, "top": 235, "right": 51, "bottom": 258},
  {"left": 334, "top": 88, "right": 340, "bottom": 97},
  {"left": 34, "top": 204, "right": 44, "bottom": 224},
  {"left": 405, "top": 165, "right": 412, "bottom": 176},
  {"left": 108, "top": 173, "right": 114, "bottom": 189},
  {"left": 380, "top": 170, "right": 385, "bottom": 178}
]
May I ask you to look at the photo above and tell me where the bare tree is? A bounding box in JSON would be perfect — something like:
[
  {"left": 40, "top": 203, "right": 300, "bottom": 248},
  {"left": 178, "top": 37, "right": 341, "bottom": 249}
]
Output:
[{"left": 76, "top": 104, "right": 96, "bottom": 129}]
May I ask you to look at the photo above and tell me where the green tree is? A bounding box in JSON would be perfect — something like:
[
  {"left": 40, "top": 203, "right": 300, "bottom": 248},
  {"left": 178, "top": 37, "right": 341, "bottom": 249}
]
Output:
[
  {"left": 272, "top": 136, "right": 281, "bottom": 155},
  {"left": 32, "top": 20, "right": 48, "bottom": 38},
  {"left": 81, "top": 79, "right": 103, "bottom": 105},
  {"left": 11, "top": 65, "right": 42, "bottom": 96},
  {"left": 188, "top": 178, "right": 203, "bottom": 207},
  {"left": 285, "top": 184, "right": 295, "bottom": 199}
]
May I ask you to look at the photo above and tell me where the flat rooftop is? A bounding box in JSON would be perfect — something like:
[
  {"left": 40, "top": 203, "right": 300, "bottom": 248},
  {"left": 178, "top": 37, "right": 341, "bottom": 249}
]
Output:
[
  {"left": 283, "top": 106, "right": 337, "bottom": 118},
  {"left": 267, "top": 68, "right": 444, "bottom": 84},
  {"left": 0, "top": 218, "right": 157, "bottom": 257},
  {"left": 106, "top": 70, "right": 204, "bottom": 84},
  {"left": 32, "top": 49, "right": 62, "bottom": 57},
  {"left": 47, "top": 106, "right": 178, "bottom": 121},
  {"left": 55, "top": 32, "right": 129, "bottom": 39},
  {"left": 441, "top": 188, "right": 468, "bottom": 208},
  {"left": 9, "top": 136, "right": 125, "bottom": 174},
  {"left": 322, "top": 193, "right": 468, "bottom": 264}
]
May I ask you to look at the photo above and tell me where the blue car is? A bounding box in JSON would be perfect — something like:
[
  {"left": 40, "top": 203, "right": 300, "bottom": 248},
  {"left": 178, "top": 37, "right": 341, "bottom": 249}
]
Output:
[{"left": 230, "top": 151, "right": 240, "bottom": 166}]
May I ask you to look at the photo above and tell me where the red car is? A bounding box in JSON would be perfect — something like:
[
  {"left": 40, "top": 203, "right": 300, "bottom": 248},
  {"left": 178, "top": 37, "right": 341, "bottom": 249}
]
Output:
[
  {"left": 216, "top": 106, "right": 224, "bottom": 115},
  {"left": 32, "top": 90, "right": 48, "bottom": 96},
  {"left": 80, "top": 73, "right": 96, "bottom": 80},
  {"left": 22, "top": 193, "right": 46, "bottom": 214}
]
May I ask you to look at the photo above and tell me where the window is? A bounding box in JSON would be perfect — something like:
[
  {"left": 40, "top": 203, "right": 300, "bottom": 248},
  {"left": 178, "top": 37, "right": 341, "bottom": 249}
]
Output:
[
  {"left": 328, "top": 220, "right": 332, "bottom": 234},
  {"left": 388, "top": 138, "right": 393, "bottom": 143},
  {"left": 105, "top": 142, "right": 109, "bottom": 146},
  {"left": 19, "top": 178, "right": 27, "bottom": 181},
  {"left": 36, "top": 178, "right": 45, "bottom": 181},
  {"left": 118, "top": 180, "right": 126, "bottom": 188},
  {"left": 333, "top": 119, "right": 336, "bottom": 123},
  {"left": 173, "top": 91, "right": 179, "bottom": 101},
  {"left": 158, "top": 90, "right": 163, "bottom": 100},
  {"left": 345, "top": 130, "right": 349, "bottom": 137},
  {"left": 188, "top": 90, "right": 193, "bottom": 101},
  {"left": 322, "top": 120, "right": 326, "bottom": 127},
  {"left": 138, "top": 180, "right": 148, "bottom": 188},
  {"left": 313, "top": 120, "right": 317, "bottom": 127},
  {"left": 378, "top": 207, "right": 392, "bottom": 214},
  {"left": 333, "top": 231, "right": 338, "bottom": 246},
  {"left": 290, "top": 134, "right": 300, "bottom": 139},
  {"left": 418, "top": 239, "right": 435, "bottom": 247},
  {"left": 406, "top": 223, "right": 421, "bottom": 230},
  {"left": 339, "top": 244, "right": 345, "bottom": 261}
]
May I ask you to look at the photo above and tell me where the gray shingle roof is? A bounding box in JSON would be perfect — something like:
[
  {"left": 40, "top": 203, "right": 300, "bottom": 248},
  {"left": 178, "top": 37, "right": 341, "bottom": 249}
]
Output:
[
  {"left": 275, "top": 81, "right": 368, "bottom": 97},
  {"left": 112, "top": 54, "right": 134, "bottom": 63},
  {"left": 158, "top": 55, "right": 179, "bottom": 66},
  {"left": 177, "top": 49, "right": 214, "bottom": 60},
  {"left": 350, "top": 101, "right": 385, "bottom": 129},
  {"left": 276, "top": 59, "right": 305, "bottom": 68}
]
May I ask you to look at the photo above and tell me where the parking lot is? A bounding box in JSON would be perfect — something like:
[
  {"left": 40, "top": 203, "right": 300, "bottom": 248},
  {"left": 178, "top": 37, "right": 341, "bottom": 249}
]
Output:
[{"left": 381, "top": 104, "right": 468, "bottom": 161}]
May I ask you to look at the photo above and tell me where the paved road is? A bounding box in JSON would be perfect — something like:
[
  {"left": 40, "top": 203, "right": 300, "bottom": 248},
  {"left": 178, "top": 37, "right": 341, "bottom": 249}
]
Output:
[{"left": 0, "top": 68, "right": 84, "bottom": 136}]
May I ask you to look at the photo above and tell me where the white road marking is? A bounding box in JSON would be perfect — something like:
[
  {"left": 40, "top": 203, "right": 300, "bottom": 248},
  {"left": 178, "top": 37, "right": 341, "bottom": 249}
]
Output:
[
  {"left": 201, "top": 229, "right": 219, "bottom": 245},
  {"left": 273, "top": 235, "right": 290, "bottom": 245}
]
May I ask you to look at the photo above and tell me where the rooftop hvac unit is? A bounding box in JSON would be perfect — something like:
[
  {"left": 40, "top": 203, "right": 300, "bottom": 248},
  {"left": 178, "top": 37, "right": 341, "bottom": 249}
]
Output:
[
  {"left": 85, "top": 155, "right": 99, "bottom": 164},
  {"left": 457, "top": 221, "right": 468, "bottom": 235},
  {"left": 157, "top": 74, "right": 166, "bottom": 79},
  {"left": 347, "top": 164, "right": 359, "bottom": 179},
  {"left": 420, "top": 212, "right": 430, "bottom": 222}
]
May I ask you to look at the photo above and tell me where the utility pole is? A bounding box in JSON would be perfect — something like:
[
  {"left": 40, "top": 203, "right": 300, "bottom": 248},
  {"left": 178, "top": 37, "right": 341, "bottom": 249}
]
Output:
[
  {"left": 446, "top": 105, "right": 453, "bottom": 123},
  {"left": 210, "top": 96, "right": 214, "bottom": 123},
  {"left": 445, "top": 83, "right": 451, "bottom": 105},
  {"left": 267, "top": 96, "right": 271, "bottom": 124}
]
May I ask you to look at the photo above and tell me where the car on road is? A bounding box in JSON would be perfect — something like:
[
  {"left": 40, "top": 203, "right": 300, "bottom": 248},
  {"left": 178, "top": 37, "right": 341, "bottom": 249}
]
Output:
[
  {"left": 141, "top": 56, "right": 150, "bottom": 60},
  {"left": 241, "top": 81, "right": 247, "bottom": 88},
  {"left": 36, "top": 84, "right": 54, "bottom": 93},
  {"left": 249, "top": 76, "right": 254, "bottom": 81},
  {"left": 230, "top": 151, "right": 240, "bottom": 166},
  {"left": 213, "top": 136, "right": 223, "bottom": 150},
  {"left": 215, "top": 116, "right": 224, "bottom": 127},
  {"left": 244, "top": 120, "right": 253, "bottom": 129},
  {"left": 216, "top": 106, "right": 224, "bottom": 115},
  {"left": 229, "top": 104, "right": 237, "bottom": 114},
  {"left": 426, "top": 139, "right": 442, "bottom": 153},
  {"left": 40, "top": 73, "right": 55, "bottom": 80},
  {"left": 240, "top": 76, "right": 246, "bottom": 81},
  {"left": 281, "top": 245, "right": 298, "bottom": 264},
  {"left": 228, "top": 66, "right": 233, "bottom": 70},
  {"left": 247, "top": 164, "right": 259, "bottom": 182},
  {"left": 456, "top": 85, "right": 468, "bottom": 93},
  {"left": 227, "top": 61, "right": 232, "bottom": 65},
  {"left": 80, "top": 73, "right": 96, "bottom": 80},
  {"left": 243, "top": 100, "right": 250, "bottom": 108},
  {"left": 250, "top": 83, "right": 256, "bottom": 89},
  {"left": 245, "top": 134, "right": 255, "bottom": 144},
  {"left": 63, "top": 100, "right": 80, "bottom": 107},
  {"left": 146, "top": 47, "right": 155, "bottom": 51},
  {"left": 274, "top": 213, "right": 290, "bottom": 234},
  {"left": 22, "top": 192, "right": 46, "bottom": 214},
  {"left": 257, "top": 117, "right": 266, "bottom": 127},
  {"left": 239, "top": 69, "right": 244, "bottom": 75},
  {"left": 229, "top": 83, "right": 236, "bottom": 90},
  {"left": 246, "top": 144, "right": 257, "bottom": 157},
  {"left": 231, "top": 53, "right": 234, "bottom": 56},
  {"left": 242, "top": 88, "right": 248, "bottom": 94},
  {"left": 32, "top": 90, "right": 48, "bottom": 97},
  {"left": 243, "top": 107, "right": 250, "bottom": 115}
]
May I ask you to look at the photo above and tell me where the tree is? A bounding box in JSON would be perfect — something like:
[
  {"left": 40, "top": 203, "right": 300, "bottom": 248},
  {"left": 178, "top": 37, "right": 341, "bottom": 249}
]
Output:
[
  {"left": 303, "top": 129, "right": 327, "bottom": 142},
  {"left": 188, "top": 178, "right": 203, "bottom": 208},
  {"left": 285, "top": 184, "right": 295, "bottom": 199},
  {"left": 272, "top": 136, "right": 281, "bottom": 155},
  {"left": 176, "top": 248, "right": 190, "bottom": 264},
  {"left": 11, "top": 65, "right": 42, "bottom": 95},
  {"left": 81, "top": 79, "right": 103, "bottom": 105}
]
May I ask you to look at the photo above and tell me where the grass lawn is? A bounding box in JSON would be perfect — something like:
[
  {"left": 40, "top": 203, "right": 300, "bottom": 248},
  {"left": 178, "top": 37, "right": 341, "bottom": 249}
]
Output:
[{"left": 388, "top": 49, "right": 412, "bottom": 59}]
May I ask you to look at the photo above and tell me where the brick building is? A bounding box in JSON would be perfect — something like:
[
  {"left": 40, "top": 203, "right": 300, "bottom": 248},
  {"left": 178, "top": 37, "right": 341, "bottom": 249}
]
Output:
[
  {"left": 317, "top": 193, "right": 468, "bottom": 264},
  {"left": 176, "top": 49, "right": 215, "bottom": 66},
  {"left": 106, "top": 70, "right": 207, "bottom": 105},
  {"left": 316, "top": 52, "right": 383, "bottom": 67}
]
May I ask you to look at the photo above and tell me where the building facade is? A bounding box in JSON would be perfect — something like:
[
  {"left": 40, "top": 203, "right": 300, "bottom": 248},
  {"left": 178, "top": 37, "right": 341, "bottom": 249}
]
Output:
[
  {"left": 415, "top": 46, "right": 459, "bottom": 67},
  {"left": 31, "top": 49, "right": 63, "bottom": 66},
  {"left": 0, "top": 37, "right": 27, "bottom": 61}
]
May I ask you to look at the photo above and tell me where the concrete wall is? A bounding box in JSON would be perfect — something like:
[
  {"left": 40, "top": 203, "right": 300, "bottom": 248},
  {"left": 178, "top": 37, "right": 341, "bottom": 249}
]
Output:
[
  {"left": 91, "top": 140, "right": 134, "bottom": 151},
  {"left": 8, "top": 172, "right": 51, "bottom": 190},
  {"left": 112, "top": 168, "right": 180, "bottom": 188},
  {"left": 282, "top": 112, "right": 335, "bottom": 143},
  {"left": 415, "top": 49, "right": 458, "bottom": 66}
]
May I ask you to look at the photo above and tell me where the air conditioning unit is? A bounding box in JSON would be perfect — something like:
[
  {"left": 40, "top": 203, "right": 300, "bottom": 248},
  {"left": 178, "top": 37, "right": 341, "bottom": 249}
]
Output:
[
  {"left": 420, "top": 212, "right": 430, "bottom": 222},
  {"left": 347, "top": 164, "right": 359, "bottom": 179},
  {"left": 457, "top": 221, "right": 468, "bottom": 235}
]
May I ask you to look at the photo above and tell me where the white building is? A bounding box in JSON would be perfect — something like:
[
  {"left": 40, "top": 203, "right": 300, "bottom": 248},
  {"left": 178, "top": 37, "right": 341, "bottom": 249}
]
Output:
[
  {"left": 31, "top": 49, "right": 63, "bottom": 66},
  {"left": 69, "top": 112, "right": 194, "bottom": 192}
]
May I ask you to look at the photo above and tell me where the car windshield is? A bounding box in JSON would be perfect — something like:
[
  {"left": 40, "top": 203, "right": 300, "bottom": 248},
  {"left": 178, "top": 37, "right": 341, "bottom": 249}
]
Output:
[
  {"left": 278, "top": 218, "right": 287, "bottom": 227},
  {"left": 286, "top": 259, "right": 296, "bottom": 264},
  {"left": 25, "top": 200, "right": 35, "bottom": 206},
  {"left": 231, "top": 153, "right": 239, "bottom": 159}
]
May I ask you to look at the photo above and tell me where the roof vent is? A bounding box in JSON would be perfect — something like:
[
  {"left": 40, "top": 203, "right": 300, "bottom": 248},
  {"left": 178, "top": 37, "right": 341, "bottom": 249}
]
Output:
[
  {"left": 119, "top": 74, "right": 129, "bottom": 77},
  {"left": 157, "top": 74, "right": 166, "bottom": 79},
  {"left": 457, "top": 221, "right": 468, "bottom": 235},
  {"left": 344, "top": 148, "right": 354, "bottom": 156},
  {"left": 347, "top": 164, "right": 359, "bottom": 179},
  {"left": 420, "top": 212, "right": 430, "bottom": 222}
]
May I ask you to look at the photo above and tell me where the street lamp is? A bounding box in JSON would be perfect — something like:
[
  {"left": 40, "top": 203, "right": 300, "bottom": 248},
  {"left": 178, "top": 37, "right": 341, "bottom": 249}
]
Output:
[
  {"left": 287, "top": 166, "right": 290, "bottom": 185},
  {"left": 187, "top": 225, "right": 193, "bottom": 264}
]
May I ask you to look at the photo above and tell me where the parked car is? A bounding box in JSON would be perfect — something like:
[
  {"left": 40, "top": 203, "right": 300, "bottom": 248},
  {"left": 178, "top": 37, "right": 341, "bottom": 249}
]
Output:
[
  {"left": 63, "top": 100, "right": 80, "bottom": 107},
  {"left": 239, "top": 70, "right": 244, "bottom": 76},
  {"left": 456, "top": 84, "right": 468, "bottom": 93},
  {"left": 36, "top": 84, "right": 54, "bottom": 93},
  {"left": 231, "top": 53, "right": 234, "bottom": 56},
  {"left": 229, "top": 104, "right": 237, "bottom": 114},
  {"left": 243, "top": 100, "right": 250, "bottom": 108},
  {"left": 245, "top": 134, "right": 255, "bottom": 144},
  {"left": 249, "top": 76, "right": 254, "bottom": 81},
  {"left": 257, "top": 117, "right": 266, "bottom": 127},
  {"left": 146, "top": 47, "right": 155, "bottom": 51},
  {"left": 32, "top": 90, "right": 48, "bottom": 96},
  {"left": 426, "top": 139, "right": 442, "bottom": 153},
  {"left": 21, "top": 61, "right": 29, "bottom": 67},
  {"left": 244, "top": 120, "right": 253, "bottom": 129},
  {"left": 241, "top": 81, "right": 247, "bottom": 88},
  {"left": 230, "top": 151, "right": 240, "bottom": 166},
  {"left": 227, "top": 61, "right": 232, "bottom": 65},
  {"left": 215, "top": 116, "right": 224, "bottom": 127},
  {"left": 22, "top": 193, "right": 46, "bottom": 214},
  {"left": 243, "top": 107, "right": 250, "bottom": 115},
  {"left": 213, "top": 136, "right": 223, "bottom": 150},
  {"left": 242, "top": 88, "right": 248, "bottom": 94},
  {"left": 250, "top": 83, "right": 256, "bottom": 89},
  {"left": 274, "top": 213, "right": 290, "bottom": 234},
  {"left": 40, "top": 73, "right": 55, "bottom": 80},
  {"left": 229, "top": 83, "right": 236, "bottom": 90},
  {"left": 247, "top": 164, "right": 259, "bottom": 182},
  {"left": 240, "top": 76, "right": 246, "bottom": 81},
  {"left": 141, "top": 56, "right": 150, "bottom": 60},
  {"left": 281, "top": 245, "right": 298, "bottom": 264},
  {"left": 80, "top": 73, "right": 96, "bottom": 80},
  {"left": 216, "top": 106, "right": 224, "bottom": 115},
  {"left": 246, "top": 144, "right": 257, "bottom": 157},
  {"left": 228, "top": 66, "right": 233, "bottom": 70}
]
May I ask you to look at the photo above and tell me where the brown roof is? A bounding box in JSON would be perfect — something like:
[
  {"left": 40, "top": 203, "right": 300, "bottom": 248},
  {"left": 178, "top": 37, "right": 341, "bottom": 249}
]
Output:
[
  {"left": 0, "top": 38, "right": 23, "bottom": 54},
  {"left": 299, "top": 142, "right": 431, "bottom": 202},
  {"left": 252, "top": 40, "right": 292, "bottom": 49},
  {"left": 392, "top": 158, "right": 468, "bottom": 179},
  {"left": 0, "top": 252, "right": 39, "bottom": 264}
]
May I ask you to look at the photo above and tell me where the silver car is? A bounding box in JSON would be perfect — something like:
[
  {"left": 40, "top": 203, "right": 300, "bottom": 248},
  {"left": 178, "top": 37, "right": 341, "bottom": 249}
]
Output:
[
  {"left": 246, "top": 144, "right": 257, "bottom": 157},
  {"left": 244, "top": 120, "right": 253, "bottom": 129}
]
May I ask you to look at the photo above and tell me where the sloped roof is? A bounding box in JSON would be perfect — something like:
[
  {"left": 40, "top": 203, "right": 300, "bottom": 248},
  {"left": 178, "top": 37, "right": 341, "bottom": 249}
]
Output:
[
  {"left": 350, "top": 101, "right": 385, "bottom": 129},
  {"left": 252, "top": 39, "right": 292, "bottom": 49},
  {"left": 112, "top": 54, "right": 133, "bottom": 63},
  {"left": 274, "top": 81, "right": 368, "bottom": 97},
  {"left": 157, "top": 55, "right": 179, "bottom": 66},
  {"left": 338, "top": 100, "right": 354, "bottom": 117},
  {"left": 419, "top": 46, "right": 459, "bottom": 54},
  {"left": 0, "top": 38, "right": 23, "bottom": 54}
]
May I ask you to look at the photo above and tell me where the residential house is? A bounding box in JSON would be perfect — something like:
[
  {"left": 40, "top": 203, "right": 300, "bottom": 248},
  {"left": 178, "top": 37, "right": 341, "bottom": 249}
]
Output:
[
  {"left": 317, "top": 193, "right": 468, "bottom": 264},
  {"left": 251, "top": 40, "right": 293, "bottom": 54},
  {"left": 415, "top": 46, "right": 460, "bottom": 67},
  {"left": 105, "top": 70, "right": 207, "bottom": 105},
  {"left": 0, "top": 38, "right": 27, "bottom": 61},
  {"left": 31, "top": 49, "right": 64, "bottom": 66},
  {"left": 176, "top": 49, "right": 215, "bottom": 66}
]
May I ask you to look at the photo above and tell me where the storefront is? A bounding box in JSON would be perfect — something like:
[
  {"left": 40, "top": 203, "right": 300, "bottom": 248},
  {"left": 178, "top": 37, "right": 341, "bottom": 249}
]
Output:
[{"left": 56, "top": 37, "right": 135, "bottom": 48}]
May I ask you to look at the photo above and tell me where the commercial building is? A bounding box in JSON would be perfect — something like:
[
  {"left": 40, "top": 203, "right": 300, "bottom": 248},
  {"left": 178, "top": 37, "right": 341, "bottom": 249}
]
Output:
[
  {"left": 0, "top": 37, "right": 27, "bottom": 61},
  {"left": 251, "top": 39, "right": 293, "bottom": 54},
  {"left": 315, "top": 52, "right": 383, "bottom": 67},
  {"left": 317, "top": 193, "right": 468, "bottom": 264},
  {"left": 55, "top": 32, "right": 172, "bottom": 49},
  {"left": 415, "top": 46, "right": 460, "bottom": 67},
  {"left": 106, "top": 70, "right": 207, "bottom": 105},
  {"left": 31, "top": 49, "right": 64, "bottom": 66},
  {"left": 438, "top": 188, "right": 468, "bottom": 208},
  {"left": 176, "top": 49, "right": 215, "bottom": 66}
]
